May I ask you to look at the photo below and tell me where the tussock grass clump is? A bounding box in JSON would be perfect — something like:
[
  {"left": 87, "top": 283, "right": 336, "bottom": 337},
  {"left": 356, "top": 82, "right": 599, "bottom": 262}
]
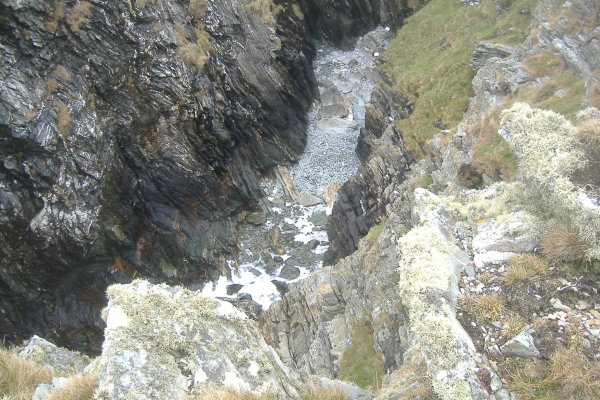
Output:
[
  {"left": 460, "top": 293, "right": 507, "bottom": 322},
  {"left": 300, "top": 383, "right": 349, "bottom": 400},
  {"left": 245, "top": 0, "right": 284, "bottom": 26},
  {"left": 54, "top": 101, "right": 72, "bottom": 138},
  {"left": 501, "top": 254, "right": 549, "bottom": 285},
  {"left": 174, "top": 23, "right": 215, "bottom": 70},
  {"left": 0, "top": 348, "right": 53, "bottom": 399},
  {"left": 66, "top": 1, "right": 93, "bottom": 33},
  {"left": 192, "top": 387, "right": 276, "bottom": 400},
  {"left": 540, "top": 223, "right": 589, "bottom": 265},
  {"left": 502, "top": 347, "right": 600, "bottom": 399},
  {"left": 47, "top": 374, "right": 98, "bottom": 400},
  {"left": 45, "top": 2, "right": 65, "bottom": 32},
  {"left": 189, "top": 0, "right": 207, "bottom": 20}
]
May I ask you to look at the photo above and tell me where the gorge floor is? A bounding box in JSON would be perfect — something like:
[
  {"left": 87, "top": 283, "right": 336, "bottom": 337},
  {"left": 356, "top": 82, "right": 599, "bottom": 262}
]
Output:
[{"left": 200, "top": 27, "right": 394, "bottom": 308}]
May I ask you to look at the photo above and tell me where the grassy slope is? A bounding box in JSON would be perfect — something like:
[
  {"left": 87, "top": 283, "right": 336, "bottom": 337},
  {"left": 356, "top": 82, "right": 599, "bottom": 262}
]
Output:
[{"left": 381, "top": 0, "right": 536, "bottom": 156}]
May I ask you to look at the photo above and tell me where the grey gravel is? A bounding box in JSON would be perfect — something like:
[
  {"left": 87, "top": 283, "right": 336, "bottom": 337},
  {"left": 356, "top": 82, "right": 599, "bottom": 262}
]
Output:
[{"left": 291, "top": 27, "right": 394, "bottom": 197}]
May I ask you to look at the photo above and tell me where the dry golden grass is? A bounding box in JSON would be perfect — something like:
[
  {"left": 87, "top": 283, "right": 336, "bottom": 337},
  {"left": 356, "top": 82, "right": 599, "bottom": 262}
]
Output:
[
  {"left": 24, "top": 108, "right": 38, "bottom": 122},
  {"left": 47, "top": 374, "right": 98, "bottom": 400},
  {"left": 46, "top": 79, "right": 60, "bottom": 96},
  {"left": 189, "top": 0, "right": 207, "bottom": 20},
  {"left": 0, "top": 348, "right": 53, "bottom": 399},
  {"left": 540, "top": 224, "right": 589, "bottom": 265},
  {"left": 54, "top": 66, "right": 71, "bottom": 82},
  {"left": 45, "top": 1, "right": 65, "bottom": 32},
  {"left": 174, "top": 23, "right": 215, "bottom": 70},
  {"left": 245, "top": 0, "right": 284, "bottom": 26},
  {"left": 66, "top": 1, "right": 93, "bottom": 33},
  {"left": 501, "top": 254, "right": 549, "bottom": 285},
  {"left": 300, "top": 383, "right": 349, "bottom": 400},
  {"left": 460, "top": 293, "right": 507, "bottom": 322},
  {"left": 192, "top": 387, "right": 276, "bottom": 400},
  {"left": 502, "top": 347, "right": 600, "bottom": 399},
  {"left": 54, "top": 101, "right": 72, "bottom": 138}
]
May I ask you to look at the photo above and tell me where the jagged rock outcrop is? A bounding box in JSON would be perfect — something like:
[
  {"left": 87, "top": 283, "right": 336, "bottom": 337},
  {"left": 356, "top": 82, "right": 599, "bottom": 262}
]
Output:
[
  {"left": 324, "top": 82, "right": 414, "bottom": 264},
  {"left": 300, "top": 0, "right": 421, "bottom": 49},
  {"left": 262, "top": 186, "right": 501, "bottom": 399},
  {"left": 0, "top": 0, "right": 317, "bottom": 352},
  {"left": 19, "top": 335, "right": 91, "bottom": 376},
  {"left": 97, "top": 280, "right": 300, "bottom": 400},
  {"left": 261, "top": 212, "right": 411, "bottom": 378}
]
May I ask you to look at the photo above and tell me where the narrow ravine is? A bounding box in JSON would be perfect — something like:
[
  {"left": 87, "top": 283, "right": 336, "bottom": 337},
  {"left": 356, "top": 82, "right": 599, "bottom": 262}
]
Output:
[{"left": 201, "top": 27, "right": 394, "bottom": 307}]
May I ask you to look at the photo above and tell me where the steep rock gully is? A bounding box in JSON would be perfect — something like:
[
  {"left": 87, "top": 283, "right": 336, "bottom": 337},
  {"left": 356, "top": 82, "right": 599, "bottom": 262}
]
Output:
[{"left": 202, "top": 27, "right": 393, "bottom": 308}]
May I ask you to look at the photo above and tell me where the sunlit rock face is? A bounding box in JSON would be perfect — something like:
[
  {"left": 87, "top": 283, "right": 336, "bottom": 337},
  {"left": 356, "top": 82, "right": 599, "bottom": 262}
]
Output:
[{"left": 96, "top": 280, "right": 300, "bottom": 400}]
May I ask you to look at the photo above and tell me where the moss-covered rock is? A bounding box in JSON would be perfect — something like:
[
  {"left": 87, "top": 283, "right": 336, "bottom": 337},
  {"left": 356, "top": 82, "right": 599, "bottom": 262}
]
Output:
[{"left": 96, "top": 280, "right": 300, "bottom": 400}]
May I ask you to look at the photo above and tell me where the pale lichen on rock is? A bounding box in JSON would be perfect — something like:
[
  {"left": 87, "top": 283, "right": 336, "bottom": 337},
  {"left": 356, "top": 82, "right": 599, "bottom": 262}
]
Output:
[
  {"left": 501, "top": 103, "right": 600, "bottom": 258},
  {"left": 96, "top": 280, "right": 299, "bottom": 400}
]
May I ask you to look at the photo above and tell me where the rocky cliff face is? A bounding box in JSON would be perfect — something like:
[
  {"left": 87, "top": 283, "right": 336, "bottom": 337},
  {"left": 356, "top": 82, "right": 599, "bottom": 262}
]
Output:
[
  {"left": 300, "top": 0, "right": 418, "bottom": 49},
  {"left": 0, "top": 0, "right": 420, "bottom": 355},
  {"left": 0, "top": 0, "right": 317, "bottom": 353},
  {"left": 324, "top": 81, "right": 414, "bottom": 265}
]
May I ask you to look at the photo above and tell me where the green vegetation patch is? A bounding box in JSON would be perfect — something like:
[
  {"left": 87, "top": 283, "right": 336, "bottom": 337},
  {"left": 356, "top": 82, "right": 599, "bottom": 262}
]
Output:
[
  {"left": 381, "top": 0, "right": 536, "bottom": 156},
  {"left": 339, "top": 317, "right": 385, "bottom": 390}
]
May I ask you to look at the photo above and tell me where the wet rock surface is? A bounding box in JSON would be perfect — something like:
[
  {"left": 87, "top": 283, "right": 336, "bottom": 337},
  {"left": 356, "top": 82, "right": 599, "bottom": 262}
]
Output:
[
  {"left": 0, "top": 0, "right": 319, "bottom": 352},
  {"left": 0, "top": 0, "right": 421, "bottom": 354}
]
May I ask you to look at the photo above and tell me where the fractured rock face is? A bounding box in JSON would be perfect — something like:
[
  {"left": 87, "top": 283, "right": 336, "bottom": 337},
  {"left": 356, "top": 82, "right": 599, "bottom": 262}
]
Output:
[
  {"left": 96, "top": 280, "right": 299, "bottom": 400},
  {"left": 472, "top": 211, "right": 539, "bottom": 268},
  {"left": 19, "top": 335, "right": 91, "bottom": 376},
  {"left": 0, "top": 0, "right": 315, "bottom": 352}
]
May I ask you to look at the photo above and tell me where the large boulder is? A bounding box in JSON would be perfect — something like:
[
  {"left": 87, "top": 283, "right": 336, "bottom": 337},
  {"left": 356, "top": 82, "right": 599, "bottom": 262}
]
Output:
[{"left": 96, "top": 280, "right": 300, "bottom": 400}]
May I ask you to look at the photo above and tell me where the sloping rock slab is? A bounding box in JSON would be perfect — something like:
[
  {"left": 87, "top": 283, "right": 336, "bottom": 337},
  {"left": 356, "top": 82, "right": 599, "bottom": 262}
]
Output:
[
  {"left": 96, "top": 280, "right": 299, "bottom": 400},
  {"left": 19, "top": 335, "right": 90, "bottom": 376}
]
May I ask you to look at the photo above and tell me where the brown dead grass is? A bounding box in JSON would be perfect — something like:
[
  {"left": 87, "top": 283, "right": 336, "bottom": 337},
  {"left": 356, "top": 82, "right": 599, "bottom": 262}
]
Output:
[
  {"left": 24, "top": 108, "right": 38, "bottom": 122},
  {"left": 300, "top": 383, "right": 350, "bottom": 400},
  {"left": 66, "top": 1, "right": 93, "bottom": 33},
  {"left": 540, "top": 223, "right": 590, "bottom": 265},
  {"left": 54, "top": 101, "right": 72, "bottom": 138},
  {"left": 502, "top": 347, "right": 600, "bottom": 399},
  {"left": 192, "top": 387, "right": 277, "bottom": 400},
  {"left": 245, "top": 0, "right": 284, "bottom": 26},
  {"left": 174, "top": 23, "right": 215, "bottom": 70},
  {"left": 46, "top": 79, "right": 61, "bottom": 96},
  {"left": 54, "top": 66, "right": 71, "bottom": 82},
  {"left": 189, "top": 0, "right": 207, "bottom": 20},
  {"left": 45, "top": 1, "right": 65, "bottom": 32},
  {"left": 0, "top": 348, "right": 53, "bottom": 400},
  {"left": 47, "top": 374, "right": 98, "bottom": 400},
  {"left": 501, "top": 254, "right": 549, "bottom": 286},
  {"left": 460, "top": 293, "right": 507, "bottom": 322}
]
